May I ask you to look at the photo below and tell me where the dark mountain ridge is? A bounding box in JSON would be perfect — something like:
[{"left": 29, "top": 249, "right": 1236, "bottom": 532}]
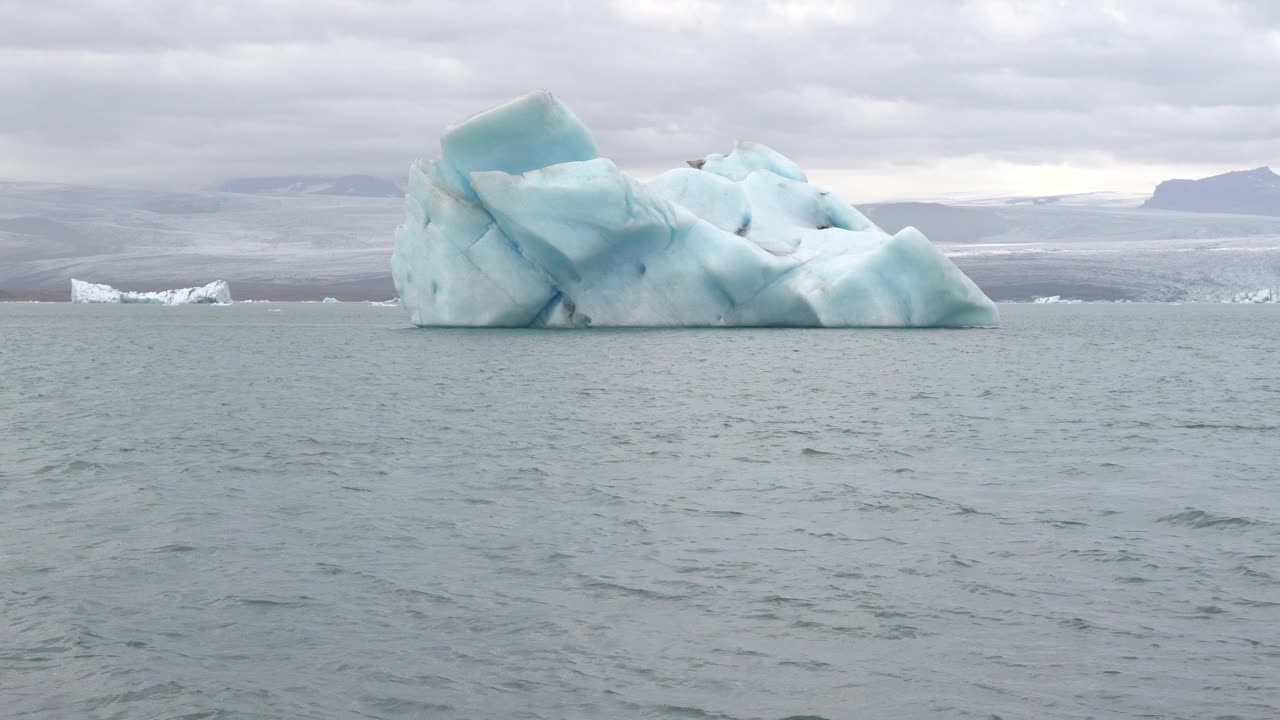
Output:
[{"left": 1142, "top": 166, "right": 1280, "bottom": 216}]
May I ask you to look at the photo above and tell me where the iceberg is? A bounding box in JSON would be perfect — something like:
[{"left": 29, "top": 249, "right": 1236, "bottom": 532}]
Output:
[
  {"left": 321, "top": 297, "right": 340, "bottom": 303},
  {"left": 1227, "top": 289, "right": 1277, "bottom": 304},
  {"left": 71, "top": 279, "right": 232, "bottom": 305},
  {"left": 390, "top": 90, "right": 998, "bottom": 328}
]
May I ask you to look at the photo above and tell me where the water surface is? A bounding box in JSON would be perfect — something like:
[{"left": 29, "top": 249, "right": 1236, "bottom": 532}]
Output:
[{"left": 2, "top": 303, "right": 1278, "bottom": 718}]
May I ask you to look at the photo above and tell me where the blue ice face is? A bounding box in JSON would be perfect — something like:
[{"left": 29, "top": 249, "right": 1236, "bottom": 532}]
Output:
[
  {"left": 440, "top": 90, "right": 599, "bottom": 196},
  {"left": 390, "top": 90, "right": 999, "bottom": 328}
]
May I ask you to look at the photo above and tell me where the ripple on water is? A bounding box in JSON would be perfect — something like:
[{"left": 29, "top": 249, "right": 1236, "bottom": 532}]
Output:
[{"left": 1158, "top": 509, "right": 1273, "bottom": 530}]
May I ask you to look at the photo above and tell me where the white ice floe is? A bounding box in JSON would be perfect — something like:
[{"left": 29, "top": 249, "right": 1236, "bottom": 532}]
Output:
[{"left": 70, "top": 279, "right": 232, "bottom": 305}]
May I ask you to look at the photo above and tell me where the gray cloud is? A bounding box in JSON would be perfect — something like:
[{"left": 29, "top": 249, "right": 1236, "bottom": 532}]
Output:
[{"left": 1, "top": 0, "right": 1278, "bottom": 193}]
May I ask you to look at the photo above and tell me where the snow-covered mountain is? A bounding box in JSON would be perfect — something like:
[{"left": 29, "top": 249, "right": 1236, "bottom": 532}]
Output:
[
  {"left": 0, "top": 180, "right": 399, "bottom": 300},
  {"left": 215, "top": 174, "right": 404, "bottom": 198},
  {"left": 2, "top": 177, "right": 1278, "bottom": 302}
]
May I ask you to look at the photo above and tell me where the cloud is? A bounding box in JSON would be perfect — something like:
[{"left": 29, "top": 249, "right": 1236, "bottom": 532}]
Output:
[{"left": 0, "top": 0, "right": 1277, "bottom": 198}]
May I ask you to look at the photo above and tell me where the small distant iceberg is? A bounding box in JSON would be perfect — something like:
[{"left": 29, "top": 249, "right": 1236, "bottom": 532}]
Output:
[
  {"left": 370, "top": 297, "right": 401, "bottom": 307},
  {"left": 1226, "top": 288, "right": 1276, "bottom": 304},
  {"left": 1032, "top": 295, "right": 1082, "bottom": 304},
  {"left": 71, "top": 279, "right": 232, "bottom": 305},
  {"left": 322, "top": 297, "right": 340, "bottom": 303}
]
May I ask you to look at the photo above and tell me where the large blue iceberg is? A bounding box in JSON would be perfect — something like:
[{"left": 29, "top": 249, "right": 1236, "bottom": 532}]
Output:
[{"left": 391, "top": 91, "right": 998, "bottom": 327}]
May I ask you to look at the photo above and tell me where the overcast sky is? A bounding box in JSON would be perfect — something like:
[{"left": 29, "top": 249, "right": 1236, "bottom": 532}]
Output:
[{"left": 2, "top": 0, "right": 1278, "bottom": 200}]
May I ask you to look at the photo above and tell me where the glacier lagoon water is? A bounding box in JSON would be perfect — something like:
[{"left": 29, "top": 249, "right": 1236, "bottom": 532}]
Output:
[{"left": 2, "top": 303, "right": 1278, "bottom": 719}]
